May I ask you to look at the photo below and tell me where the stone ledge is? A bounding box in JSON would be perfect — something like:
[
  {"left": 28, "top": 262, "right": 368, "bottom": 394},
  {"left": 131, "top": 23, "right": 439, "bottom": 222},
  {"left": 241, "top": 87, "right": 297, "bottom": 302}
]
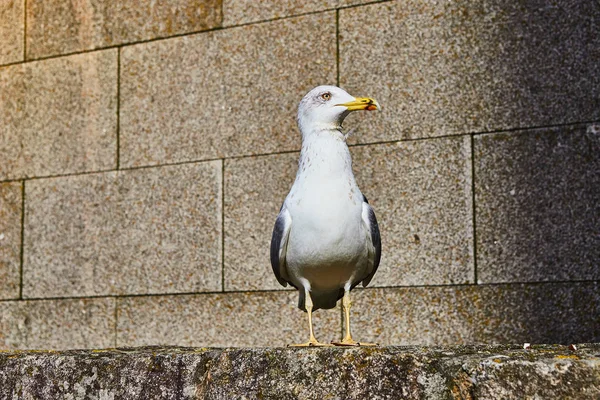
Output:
[{"left": 1, "top": 345, "right": 599, "bottom": 399}]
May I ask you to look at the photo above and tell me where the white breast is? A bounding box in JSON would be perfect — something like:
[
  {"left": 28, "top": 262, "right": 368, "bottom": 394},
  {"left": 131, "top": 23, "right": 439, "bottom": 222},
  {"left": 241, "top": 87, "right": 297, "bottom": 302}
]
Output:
[{"left": 283, "top": 132, "right": 369, "bottom": 291}]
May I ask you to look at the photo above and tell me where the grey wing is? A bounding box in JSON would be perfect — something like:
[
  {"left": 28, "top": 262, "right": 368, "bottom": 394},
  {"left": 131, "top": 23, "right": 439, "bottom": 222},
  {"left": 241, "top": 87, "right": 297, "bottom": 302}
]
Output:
[
  {"left": 360, "top": 195, "right": 381, "bottom": 287},
  {"left": 270, "top": 206, "right": 293, "bottom": 288}
]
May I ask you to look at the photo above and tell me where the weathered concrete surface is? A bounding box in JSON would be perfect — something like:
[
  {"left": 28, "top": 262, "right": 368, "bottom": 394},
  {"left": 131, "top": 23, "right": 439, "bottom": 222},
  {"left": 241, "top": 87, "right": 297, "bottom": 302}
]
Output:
[{"left": 0, "top": 345, "right": 598, "bottom": 399}]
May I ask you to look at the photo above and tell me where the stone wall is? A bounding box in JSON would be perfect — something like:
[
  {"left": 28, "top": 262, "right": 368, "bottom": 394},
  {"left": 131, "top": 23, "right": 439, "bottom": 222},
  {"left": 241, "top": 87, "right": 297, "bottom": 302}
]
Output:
[
  {"left": 2, "top": 345, "right": 599, "bottom": 399},
  {"left": 0, "top": 0, "right": 599, "bottom": 350}
]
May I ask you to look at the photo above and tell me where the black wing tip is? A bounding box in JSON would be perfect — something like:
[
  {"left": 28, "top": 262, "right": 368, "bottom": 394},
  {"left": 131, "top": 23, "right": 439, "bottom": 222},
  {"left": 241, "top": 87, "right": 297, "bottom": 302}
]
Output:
[{"left": 277, "top": 279, "right": 288, "bottom": 287}]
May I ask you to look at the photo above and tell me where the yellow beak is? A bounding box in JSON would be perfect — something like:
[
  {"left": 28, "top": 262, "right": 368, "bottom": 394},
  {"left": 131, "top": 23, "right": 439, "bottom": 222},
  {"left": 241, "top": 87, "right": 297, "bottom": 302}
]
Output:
[{"left": 336, "top": 97, "right": 381, "bottom": 111}]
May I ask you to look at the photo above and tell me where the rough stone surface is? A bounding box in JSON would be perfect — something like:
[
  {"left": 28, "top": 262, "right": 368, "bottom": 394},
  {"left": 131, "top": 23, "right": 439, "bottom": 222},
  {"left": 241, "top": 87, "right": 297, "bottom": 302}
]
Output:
[
  {"left": 475, "top": 124, "right": 600, "bottom": 283},
  {"left": 26, "top": 0, "right": 222, "bottom": 59},
  {"left": 351, "top": 282, "right": 600, "bottom": 346},
  {"left": 0, "top": 0, "right": 23, "bottom": 65},
  {"left": 352, "top": 137, "right": 474, "bottom": 286},
  {"left": 223, "top": 0, "right": 370, "bottom": 26},
  {"left": 23, "top": 161, "right": 222, "bottom": 298},
  {"left": 120, "top": 13, "right": 336, "bottom": 168},
  {"left": 0, "top": 298, "right": 115, "bottom": 350},
  {"left": 117, "top": 291, "right": 339, "bottom": 348},
  {"left": 0, "top": 182, "right": 21, "bottom": 299},
  {"left": 0, "top": 50, "right": 117, "bottom": 180},
  {"left": 0, "top": 345, "right": 598, "bottom": 399},
  {"left": 224, "top": 152, "right": 298, "bottom": 291},
  {"left": 339, "top": 0, "right": 600, "bottom": 144}
]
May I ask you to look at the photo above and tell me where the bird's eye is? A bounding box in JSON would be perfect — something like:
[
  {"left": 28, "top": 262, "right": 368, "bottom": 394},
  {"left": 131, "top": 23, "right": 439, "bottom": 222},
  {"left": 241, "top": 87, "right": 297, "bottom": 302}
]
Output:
[{"left": 321, "top": 92, "right": 331, "bottom": 101}]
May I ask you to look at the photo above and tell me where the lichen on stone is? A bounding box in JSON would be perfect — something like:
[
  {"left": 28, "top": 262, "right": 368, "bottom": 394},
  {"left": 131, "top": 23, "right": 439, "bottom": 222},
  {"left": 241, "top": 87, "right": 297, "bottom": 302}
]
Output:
[{"left": 0, "top": 344, "right": 598, "bottom": 399}]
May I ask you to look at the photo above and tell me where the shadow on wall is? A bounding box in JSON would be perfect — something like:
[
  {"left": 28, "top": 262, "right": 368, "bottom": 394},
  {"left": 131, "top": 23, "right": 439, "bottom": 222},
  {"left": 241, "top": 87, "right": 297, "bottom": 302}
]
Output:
[
  {"left": 475, "top": 282, "right": 600, "bottom": 345},
  {"left": 475, "top": 125, "right": 600, "bottom": 284},
  {"left": 471, "top": 1, "right": 600, "bottom": 343},
  {"left": 482, "top": 1, "right": 600, "bottom": 130},
  {"left": 469, "top": 0, "right": 600, "bottom": 343}
]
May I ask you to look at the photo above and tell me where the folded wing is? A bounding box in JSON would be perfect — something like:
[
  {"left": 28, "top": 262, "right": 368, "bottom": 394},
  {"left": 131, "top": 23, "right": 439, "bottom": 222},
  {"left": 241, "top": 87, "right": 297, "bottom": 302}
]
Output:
[
  {"left": 270, "top": 205, "right": 293, "bottom": 287},
  {"left": 360, "top": 195, "right": 381, "bottom": 287}
]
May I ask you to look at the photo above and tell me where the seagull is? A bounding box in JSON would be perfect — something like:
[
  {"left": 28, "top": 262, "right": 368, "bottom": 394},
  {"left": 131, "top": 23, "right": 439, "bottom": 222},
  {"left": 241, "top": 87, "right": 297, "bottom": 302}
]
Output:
[{"left": 270, "top": 85, "right": 382, "bottom": 347}]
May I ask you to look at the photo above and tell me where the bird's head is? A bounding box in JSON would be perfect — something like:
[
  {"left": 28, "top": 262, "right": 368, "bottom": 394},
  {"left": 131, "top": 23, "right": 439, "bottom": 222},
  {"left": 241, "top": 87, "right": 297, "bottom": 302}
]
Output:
[{"left": 297, "top": 85, "right": 380, "bottom": 136}]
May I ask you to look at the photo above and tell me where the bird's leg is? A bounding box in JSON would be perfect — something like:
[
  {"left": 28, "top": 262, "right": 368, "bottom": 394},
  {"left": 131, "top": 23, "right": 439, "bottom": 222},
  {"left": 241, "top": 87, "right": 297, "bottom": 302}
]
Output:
[
  {"left": 332, "top": 290, "right": 359, "bottom": 346},
  {"left": 332, "top": 290, "right": 378, "bottom": 346},
  {"left": 289, "top": 289, "right": 331, "bottom": 347}
]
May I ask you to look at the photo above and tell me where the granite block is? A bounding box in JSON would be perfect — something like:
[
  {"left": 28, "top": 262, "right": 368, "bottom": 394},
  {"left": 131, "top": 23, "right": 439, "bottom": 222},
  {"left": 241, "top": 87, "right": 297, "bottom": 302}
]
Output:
[
  {"left": 0, "top": 0, "right": 24, "bottom": 65},
  {"left": 26, "top": 0, "right": 222, "bottom": 59},
  {"left": 350, "top": 286, "right": 476, "bottom": 346},
  {"left": 352, "top": 136, "right": 474, "bottom": 286},
  {"left": 475, "top": 124, "right": 600, "bottom": 283},
  {"left": 120, "top": 13, "right": 336, "bottom": 168},
  {"left": 351, "top": 282, "right": 600, "bottom": 345},
  {"left": 223, "top": 0, "right": 370, "bottom": 26},
  {"left": 117, "top": 291, "right": 340, "bottom": 347},
  {"left": 339, "top": 1, "right": 600, "bottom": 144},
  {"left": 0, "top": 182, "right": 22, "bottom": 299},
  {"left": 0, "top": 50, "right": 117, "bottom": 180},
  {"left": 224, "top": 152, "right": 298, "bottom": 291},
  {"left": 23, "top": 161, "right": 222, "bottom": 298},
  {"left": 0, "top": 297, "right": 115, "bottom": 350}
]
